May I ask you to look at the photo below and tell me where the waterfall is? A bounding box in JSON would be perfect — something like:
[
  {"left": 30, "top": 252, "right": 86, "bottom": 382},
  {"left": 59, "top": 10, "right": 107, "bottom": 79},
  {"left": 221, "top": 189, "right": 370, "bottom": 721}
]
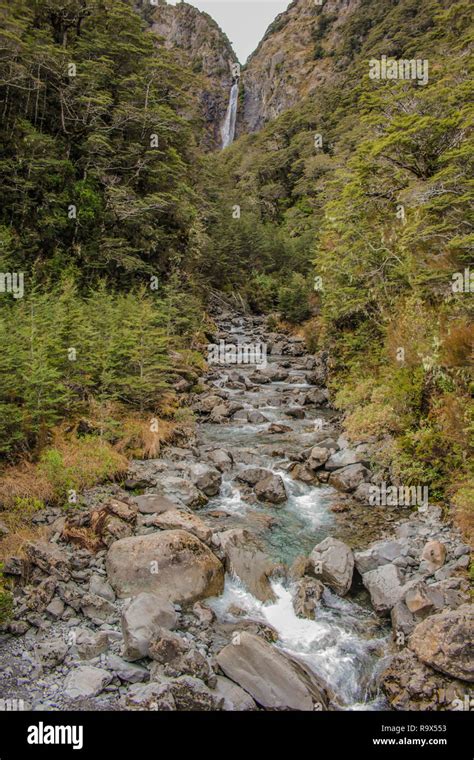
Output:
[{"left": 221, "top": 82, "right": 239, "bottom": 149}]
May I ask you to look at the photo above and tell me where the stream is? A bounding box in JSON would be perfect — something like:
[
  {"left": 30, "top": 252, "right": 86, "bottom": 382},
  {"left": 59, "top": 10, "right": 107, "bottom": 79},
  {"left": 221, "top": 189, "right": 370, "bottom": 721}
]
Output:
[{"left": 199, "top": 311, "right": 389, "bottom": 709}]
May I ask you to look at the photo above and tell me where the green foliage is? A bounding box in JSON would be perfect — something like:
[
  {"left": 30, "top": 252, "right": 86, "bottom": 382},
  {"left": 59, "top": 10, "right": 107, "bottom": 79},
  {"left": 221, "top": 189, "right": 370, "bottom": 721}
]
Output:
[
  {"left": 0, "top": 279, "right": 200, "bottom": 455},
  {"left": 392, "top": 426, "right": 465, "bottom": 501},
  {"left": 278, "top": 274, "right": 312, "bottom": 323},
  {"left": 0, "top": 571, "right": 13, "bottom": 625},
  {"left": 0, "top": 0, "right": 204, "bottom": 284}
]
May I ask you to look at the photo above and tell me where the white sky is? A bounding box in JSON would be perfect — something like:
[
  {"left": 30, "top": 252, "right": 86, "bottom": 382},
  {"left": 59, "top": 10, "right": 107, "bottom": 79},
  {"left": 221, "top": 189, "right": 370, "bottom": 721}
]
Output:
[{"left": 166, "top": 0, "right": 291, "bottom": 63}]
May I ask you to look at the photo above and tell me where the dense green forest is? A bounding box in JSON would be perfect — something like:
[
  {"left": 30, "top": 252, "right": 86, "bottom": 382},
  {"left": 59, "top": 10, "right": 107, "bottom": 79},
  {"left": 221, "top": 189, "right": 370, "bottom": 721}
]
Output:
[{"left": 0, "top": 0, "right": 472, "bottom": 540}]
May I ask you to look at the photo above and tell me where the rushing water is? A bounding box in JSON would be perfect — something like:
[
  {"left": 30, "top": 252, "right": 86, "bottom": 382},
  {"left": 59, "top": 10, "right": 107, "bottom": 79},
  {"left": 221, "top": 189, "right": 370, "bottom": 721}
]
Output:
[
  {"left": 221, "top": 82, "right": 239, "bottom": 148},
  {"left": 202, "top": 316, "right": 390, "bottom": 709}
]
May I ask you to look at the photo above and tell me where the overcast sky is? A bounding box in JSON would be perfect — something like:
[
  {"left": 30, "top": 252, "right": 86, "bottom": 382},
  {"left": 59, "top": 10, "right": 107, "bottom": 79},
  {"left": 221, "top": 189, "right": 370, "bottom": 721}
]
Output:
[{"left": 167, "top": 0, "right": 291, "bottom": 63}]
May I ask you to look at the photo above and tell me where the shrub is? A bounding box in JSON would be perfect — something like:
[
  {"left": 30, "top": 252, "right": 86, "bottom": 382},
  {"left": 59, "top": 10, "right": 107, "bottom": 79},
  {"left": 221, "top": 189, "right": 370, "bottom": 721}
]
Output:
[{"left": 278, "top": 273, "right": 312, "bottom": 323}]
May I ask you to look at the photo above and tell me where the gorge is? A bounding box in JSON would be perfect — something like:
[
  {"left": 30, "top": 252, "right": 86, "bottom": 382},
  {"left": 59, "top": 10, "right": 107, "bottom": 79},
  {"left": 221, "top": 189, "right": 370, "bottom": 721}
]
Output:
[{"left": 0, "top": 0, "right": 472, "bottom": 719}]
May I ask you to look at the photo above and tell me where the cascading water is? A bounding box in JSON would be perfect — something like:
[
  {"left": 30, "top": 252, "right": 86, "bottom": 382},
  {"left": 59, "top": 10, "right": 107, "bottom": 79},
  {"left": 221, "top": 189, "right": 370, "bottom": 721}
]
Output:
[
  {"left": 221, "top": 81, "right": 239, "bottom": 149},
  {"left": 201, "top": 314, "right": 391, "bottom": 710}
]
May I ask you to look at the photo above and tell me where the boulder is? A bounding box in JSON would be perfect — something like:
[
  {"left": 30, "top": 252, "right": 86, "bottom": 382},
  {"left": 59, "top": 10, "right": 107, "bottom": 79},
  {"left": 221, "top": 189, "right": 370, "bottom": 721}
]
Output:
[
  {"left": 75, "top": 630, "right": 110, "bottom": 660},
  {"left": 107, "top": 530, "right": 224, "bottom": 603},
  {"left": 159, "top": 477, "right": 205, "bottom": 508},
  {"left": 193, "top": 394, "right": 224, "bottom": 415},
  {"left": 189, "top": 463, "right": 222, "bottom": 497},
  {"left": 133, "top": 493, "right": 179, "bottom": 514},
  {"left": 211, "top": 675, "right": 257, "bottom": 711},
  {"left": 325, "top": 449, "right": 367, "bottom": 471},
  {"left": 311, "top": 537, "right": 354, "bottom": 596},
  {"left": 35, "top": 638, "right": 68, "bottom": 668},
  {"left": 267, "top": 423, "right": 292, "bottom": 434},
  {"left": 151, "top": 509, "right": 212, "bottom": 543},
  {"left": 89, "top": 574, "right": 116, "bottom": 603},
  {"left": 421, "top": 540, "right": 447, "bottom": 572},
  {"left": 328, "top": 464, "right": 370, "bottom": 492},
  {"left": 64, "top": 666, "right": 112, "bottom": 700},
  {"left": 237, "top": 467, "right": 272, "bottom": 486},
  {"left": 106, "top": 654, "right": 148, "bottom": 683},
  {"left": 408, "top": 605, "right": 474, "bottom": 682},
  {"left": 362, "top": 564, "right": 405, "bottom": 615},
  {"left": 149, "top": 628, "right": 215, "bottom": 686},
  {"left": 167, "top": 675, "right": 224, "bottom": 711},
  {"left": 354, "top": 540, "right": 404, "bottom": 575},
  {"left": 81, "top": 592, "right": 116, "bottom": 623},
  {"left": 306, "top": 446, "right": 330, "bottom": 471},
  {"left": 122, "top": 682, "right": 176, "bottom": 711},
  {"left": 206, "top": 449, "right": 234, "bottom": 472},
  {"left": 121, "top": 592, "right": 178, "bottom": 660},
  {"left": 286, "top": 407, "right": 305, "bottom": 419},
  {"left": 247, "top": 410, "right": 269, "bottom": 424},
  {"left": 216, "top": 632, "right": 328, "bottom": 711},
  {"left": 218, "top": 529, "right": 277, "bottom": 602},
  {"left": 255, "top": 473, "right": 287, "bottom": 504}
]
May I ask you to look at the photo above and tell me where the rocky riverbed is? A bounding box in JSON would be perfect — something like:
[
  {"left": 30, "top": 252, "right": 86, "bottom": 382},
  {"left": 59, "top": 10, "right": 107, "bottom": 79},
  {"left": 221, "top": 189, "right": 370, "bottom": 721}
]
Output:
[{"left": 0, "top": 302, "right": 471, "bottom": 711}]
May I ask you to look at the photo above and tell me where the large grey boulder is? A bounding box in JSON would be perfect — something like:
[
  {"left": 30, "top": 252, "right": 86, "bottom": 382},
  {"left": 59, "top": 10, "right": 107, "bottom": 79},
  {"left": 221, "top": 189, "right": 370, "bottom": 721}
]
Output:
[
  {"left": 408, "top": 605, "right": 474, "bottom": 682},
  {"left": 133, "top": 493, "right": 179, "bottom": 515},
  {"left": 158, "top": 477, "right": 205, "bottom": 508},
  {"left": 236, "top": 467, "right": 271, "bottom": 486},
  {"left": 206, "top": 449, "right": 234, "bottom": 472},
  {"left": 106, "top": 530, "right": 224, "bottom": 603},
  {"left": 325, "top": 448, "right": 367, "bottom": 471},
  {"left": 306, "top": 446, "right": 330, "bottom": 471},
  {"left": 189, "top": 463, "right": 222, "bottom": 497},
  {"left": 64, "top": 666, "right": 111, "bottom": 700},
  {"left": 328, "top": 463, "right": 370, "bottom": 492},
  {"left": 354, "top": 540, "right": 404, "bottom": 575},
  {"left": 75, "top": 629, "right": 110, "bottom": 660},
  {"left": 216, "top": 632, "right": 329, "bottom": 711},
  {"left": 122, "top": 592, "right": 178, "bottom": 660},
  {"left": 217, "top": 529, "right": 277, "bottom": 602},
  {"left": 255, "top": 473, "right": 287, "bottom": 504},
  {"left": 150, "top": 509, "right": 212, "bottom": 543},
  {"left": 362, "top": 564, "right": 405, "bottom": 615},
  {"left": 311, "top": 537, "right": 354, "bottom": 596},
  {"left": 35, "top": 639, "right": 68, "bottom": 668}
]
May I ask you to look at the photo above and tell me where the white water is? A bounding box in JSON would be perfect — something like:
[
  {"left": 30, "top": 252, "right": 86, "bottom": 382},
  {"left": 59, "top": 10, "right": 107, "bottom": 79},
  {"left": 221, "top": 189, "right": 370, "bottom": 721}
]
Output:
[
  {"left": 209, "top": 576, "right": 388, "bottom": 709},
  {"left": 221, "top": 82, "right": 239, "bottom": 149},
  {"left": 199, "top": 313, "right": 390, "bottom": 709}
]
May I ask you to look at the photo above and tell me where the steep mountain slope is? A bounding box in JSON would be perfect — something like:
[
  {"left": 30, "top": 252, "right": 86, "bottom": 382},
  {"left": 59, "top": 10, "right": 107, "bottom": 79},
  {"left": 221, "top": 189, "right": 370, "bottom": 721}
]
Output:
[
  {"left": 239, "top": 0, "right": 361, "bottom": 134},
  {"left": 138, "top": 1, "right": 238, "bottom": 148}
]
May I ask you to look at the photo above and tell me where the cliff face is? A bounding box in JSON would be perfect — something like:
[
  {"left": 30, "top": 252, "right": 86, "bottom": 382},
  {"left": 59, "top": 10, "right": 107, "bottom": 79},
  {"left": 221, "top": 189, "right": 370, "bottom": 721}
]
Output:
[
  {"left": 143, "top": 1, "right": 238, "bottom": 149},
  {"left": 238, "top": 0, "right": 361, "bottom": 135}
]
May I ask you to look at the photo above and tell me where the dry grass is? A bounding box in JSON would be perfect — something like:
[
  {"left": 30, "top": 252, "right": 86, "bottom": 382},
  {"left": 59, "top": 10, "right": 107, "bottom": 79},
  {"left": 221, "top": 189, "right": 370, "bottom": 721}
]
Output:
[{"left": 114, "top": 413, "right": 176, "bottom": 459}]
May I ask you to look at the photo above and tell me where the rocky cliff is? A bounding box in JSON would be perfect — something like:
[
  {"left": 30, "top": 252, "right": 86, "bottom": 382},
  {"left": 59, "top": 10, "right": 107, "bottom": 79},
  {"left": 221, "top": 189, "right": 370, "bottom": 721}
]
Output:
[
  {"left": 238, "top": 0, "right": 362, "bottom": 135},
  {"left": 138, "top": 1, "right": 238, "bottom": 149}
]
